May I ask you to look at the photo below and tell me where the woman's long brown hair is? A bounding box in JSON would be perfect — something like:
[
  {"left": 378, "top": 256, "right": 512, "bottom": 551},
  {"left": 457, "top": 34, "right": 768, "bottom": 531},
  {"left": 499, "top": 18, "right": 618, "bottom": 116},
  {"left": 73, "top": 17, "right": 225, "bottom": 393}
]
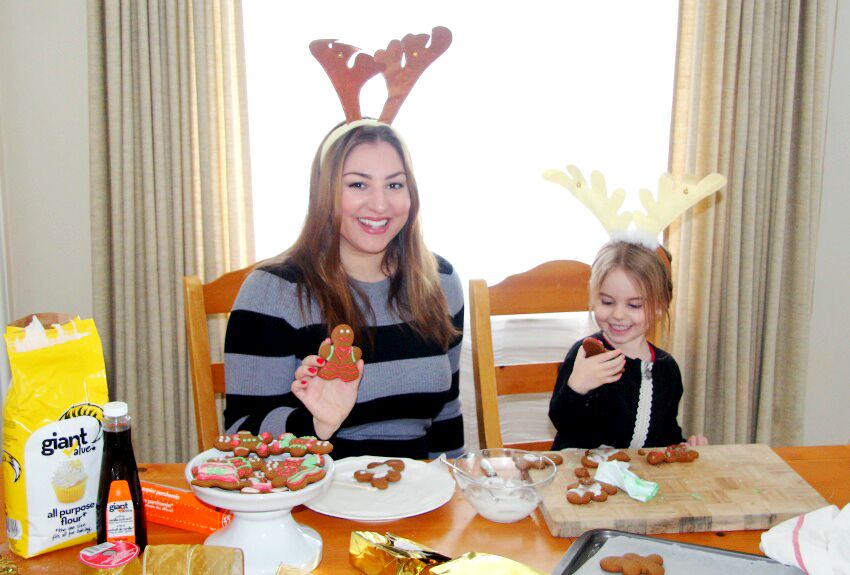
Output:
[{"left": 285, "top": 123, "right": 458, "bottom": 350}]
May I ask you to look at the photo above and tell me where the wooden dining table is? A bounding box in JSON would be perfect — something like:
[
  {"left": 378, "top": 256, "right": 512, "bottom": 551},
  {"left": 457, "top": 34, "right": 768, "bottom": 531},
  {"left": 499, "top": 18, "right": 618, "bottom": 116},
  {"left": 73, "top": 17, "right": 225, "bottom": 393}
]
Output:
[{"left": 1, "top": 445, "right": 847, "bottom": 574}]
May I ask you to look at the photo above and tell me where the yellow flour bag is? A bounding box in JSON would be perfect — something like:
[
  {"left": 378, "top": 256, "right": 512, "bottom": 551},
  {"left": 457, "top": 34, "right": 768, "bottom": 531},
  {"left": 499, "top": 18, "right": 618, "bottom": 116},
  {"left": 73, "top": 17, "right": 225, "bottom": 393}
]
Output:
[{"left": 3, "top": 316, "right": 109, "bottom": 557}]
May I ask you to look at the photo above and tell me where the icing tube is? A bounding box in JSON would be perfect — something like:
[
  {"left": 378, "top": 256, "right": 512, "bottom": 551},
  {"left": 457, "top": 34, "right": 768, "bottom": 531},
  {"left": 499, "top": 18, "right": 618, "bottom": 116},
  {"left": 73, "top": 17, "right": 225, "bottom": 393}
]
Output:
[{"left": 594, "top": 460, "right": 659, "bottom": 502}]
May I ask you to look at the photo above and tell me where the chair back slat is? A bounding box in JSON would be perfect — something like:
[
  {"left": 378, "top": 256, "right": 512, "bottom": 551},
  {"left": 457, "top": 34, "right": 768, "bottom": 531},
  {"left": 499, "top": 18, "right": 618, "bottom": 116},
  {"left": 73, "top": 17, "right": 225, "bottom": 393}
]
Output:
[
  {"left": 495, "top": 363, "right": 561, "bottom": 396},
  {"left": 185, "top": 263, "right": 256, "bottom": 452},
  {"left": 471, "top": 260, "right": 591, "bottom": 450},
  {"left": 503, "top": 440, "right": 557, "bottom": 452},
  {"left": 203, "top": 266, "right": 257, "bottom": 314},
  {"left": 489, "top": 260, "right": 590, "bottom": 316},
  {"left": 211, "top": 363, "right": 226, "bottom": 395}
]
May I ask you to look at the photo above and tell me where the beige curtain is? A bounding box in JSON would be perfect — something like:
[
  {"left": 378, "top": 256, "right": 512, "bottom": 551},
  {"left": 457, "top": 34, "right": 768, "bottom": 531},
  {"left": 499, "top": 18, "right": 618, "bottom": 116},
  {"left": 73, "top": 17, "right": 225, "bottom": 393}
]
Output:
[
  {"left": 667, "top": 0, "right": 826, "bottom": 445},
  {"left": 88, "top": 0, "right": 254, "bottom": 462}
]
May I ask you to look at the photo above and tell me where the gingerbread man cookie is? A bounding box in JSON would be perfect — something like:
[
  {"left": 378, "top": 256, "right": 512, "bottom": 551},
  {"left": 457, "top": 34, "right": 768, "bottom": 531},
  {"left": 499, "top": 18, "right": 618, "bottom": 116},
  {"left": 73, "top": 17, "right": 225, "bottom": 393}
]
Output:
[
  {"left": 317, "top": 324, "right": 362, "bottom": 382},
  {"left": 191, "top": 462, "right": 250, "bottom": 491},
  {"left": 213, "top": 430, "right": 274, "bottom": 458},
  {"left": 646, "top": 443, "right": 699, "bottom": 465},
  {"left": 565, "top": 481, "right": 617, "bottom": 504},
  {"left": 582, "top": 337, "right": 607, "bottom": 357},
  {"left": 581, "top": 446, "right": 631, "bottom": 468},
  {"left": 599, "top": 553, "right": 664, "bottom": 575},
  {"left": 353, "top": 459, "right": 405, "bottom": 489}
]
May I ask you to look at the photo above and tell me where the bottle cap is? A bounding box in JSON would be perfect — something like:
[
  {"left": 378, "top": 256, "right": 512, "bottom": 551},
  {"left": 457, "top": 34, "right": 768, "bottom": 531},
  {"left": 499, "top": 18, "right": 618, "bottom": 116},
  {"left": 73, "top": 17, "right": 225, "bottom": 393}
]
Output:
[
  {"left": 79, "top": 541, "right": 140, "bottom": 568},
  {"left": 104, "top": 401, "right": 129, "bottom": 418}
]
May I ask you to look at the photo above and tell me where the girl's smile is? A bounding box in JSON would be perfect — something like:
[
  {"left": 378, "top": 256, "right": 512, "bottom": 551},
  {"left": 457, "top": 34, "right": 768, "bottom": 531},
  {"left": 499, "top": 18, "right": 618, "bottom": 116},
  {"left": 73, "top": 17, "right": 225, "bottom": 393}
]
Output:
[{"left": 592, "top": 267, "right": 650, "bottom": 359}]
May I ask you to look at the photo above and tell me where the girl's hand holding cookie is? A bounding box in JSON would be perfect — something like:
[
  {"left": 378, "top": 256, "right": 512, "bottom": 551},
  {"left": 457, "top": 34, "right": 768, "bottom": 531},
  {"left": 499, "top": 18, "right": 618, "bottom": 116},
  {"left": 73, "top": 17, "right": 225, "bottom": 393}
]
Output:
[
  {"left": 567, "top": 346, "right": 625, "bottom": 395},
  {"left": 292, "top": 338, "right": 364, "bottom": 440},
  {"left": 686, "top": 434, "right": 709, "bottom": 446}
]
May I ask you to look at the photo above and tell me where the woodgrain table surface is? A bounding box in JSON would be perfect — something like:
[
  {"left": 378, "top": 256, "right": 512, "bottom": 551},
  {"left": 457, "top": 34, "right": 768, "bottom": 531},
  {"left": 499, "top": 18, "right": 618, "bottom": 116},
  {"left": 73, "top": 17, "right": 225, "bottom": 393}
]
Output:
[{"left": 1, "top": 445, "right": 847, "bottom": 573}]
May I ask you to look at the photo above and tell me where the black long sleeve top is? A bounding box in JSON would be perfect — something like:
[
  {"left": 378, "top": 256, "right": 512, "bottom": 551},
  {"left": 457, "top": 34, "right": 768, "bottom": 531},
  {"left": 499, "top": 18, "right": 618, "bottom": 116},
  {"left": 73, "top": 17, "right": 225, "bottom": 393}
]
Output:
[{"left": 549, "top": 331, "right": 686, "bottom": 450}]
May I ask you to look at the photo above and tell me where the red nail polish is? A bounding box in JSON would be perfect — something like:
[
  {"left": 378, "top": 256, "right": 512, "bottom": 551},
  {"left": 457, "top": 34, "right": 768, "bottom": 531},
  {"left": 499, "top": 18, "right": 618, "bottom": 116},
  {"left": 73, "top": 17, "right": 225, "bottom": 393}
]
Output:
[
  {"left": 317, "top": 358, "right": 325, "bottom": 365},
  {"left": 309, "top": 367, "right": 317, "bottom": 374},
  {"left": 300, "top": 380, "right": 307, "bottom": 385}
]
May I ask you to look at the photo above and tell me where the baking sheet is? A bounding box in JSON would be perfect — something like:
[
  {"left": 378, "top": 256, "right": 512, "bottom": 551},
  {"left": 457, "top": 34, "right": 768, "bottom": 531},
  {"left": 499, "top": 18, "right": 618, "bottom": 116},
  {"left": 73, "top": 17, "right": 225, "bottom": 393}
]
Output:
[{"left": 552, "top": 530, "right": 803, "bottom": 575}]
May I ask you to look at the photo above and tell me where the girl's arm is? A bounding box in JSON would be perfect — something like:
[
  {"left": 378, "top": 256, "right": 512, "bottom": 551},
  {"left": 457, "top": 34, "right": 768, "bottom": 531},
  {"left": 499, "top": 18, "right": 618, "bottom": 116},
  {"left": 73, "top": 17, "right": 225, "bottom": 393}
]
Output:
[{"left": 549, "top": 340, "right": 607, "bottom": 447}]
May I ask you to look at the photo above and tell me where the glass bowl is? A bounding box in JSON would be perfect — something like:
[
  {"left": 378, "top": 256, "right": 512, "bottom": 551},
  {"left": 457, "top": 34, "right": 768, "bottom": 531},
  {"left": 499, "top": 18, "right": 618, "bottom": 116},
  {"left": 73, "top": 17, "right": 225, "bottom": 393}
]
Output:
[{"left": 450, "top": 448, "right": 557, "bottom": 523}]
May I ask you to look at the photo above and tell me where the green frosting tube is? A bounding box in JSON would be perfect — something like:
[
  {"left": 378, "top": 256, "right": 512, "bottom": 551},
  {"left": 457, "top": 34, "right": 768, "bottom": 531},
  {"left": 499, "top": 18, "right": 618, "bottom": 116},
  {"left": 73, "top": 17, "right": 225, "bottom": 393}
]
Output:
[
  {"left": 621, "top": 468, "right": 658, "bottom": 502},
  {"left": 594, "top": 460, "right": 659, "bottom": 502}
]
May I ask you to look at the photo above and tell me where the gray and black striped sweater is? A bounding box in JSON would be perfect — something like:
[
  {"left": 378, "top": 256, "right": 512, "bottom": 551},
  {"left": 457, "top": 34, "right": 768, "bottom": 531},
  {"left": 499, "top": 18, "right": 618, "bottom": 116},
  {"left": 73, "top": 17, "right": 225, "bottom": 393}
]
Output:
[{"left": 223, "top": 255, "right": 465, "bottom": 460}]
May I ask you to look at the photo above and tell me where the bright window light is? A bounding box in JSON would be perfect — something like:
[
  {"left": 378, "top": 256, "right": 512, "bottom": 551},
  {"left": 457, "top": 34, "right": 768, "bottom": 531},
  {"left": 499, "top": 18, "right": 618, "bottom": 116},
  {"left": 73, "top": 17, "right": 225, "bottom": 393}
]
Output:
[{"left": 243, "top": 1, "right": 679, "bottom": 285}]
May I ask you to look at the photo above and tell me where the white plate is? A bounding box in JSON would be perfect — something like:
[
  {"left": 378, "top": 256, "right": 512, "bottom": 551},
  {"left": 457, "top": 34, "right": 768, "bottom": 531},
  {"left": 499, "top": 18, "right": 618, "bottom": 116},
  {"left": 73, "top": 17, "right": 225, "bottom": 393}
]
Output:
[{"left": 305, "top": 456, "right": 456, "bottom": 521}]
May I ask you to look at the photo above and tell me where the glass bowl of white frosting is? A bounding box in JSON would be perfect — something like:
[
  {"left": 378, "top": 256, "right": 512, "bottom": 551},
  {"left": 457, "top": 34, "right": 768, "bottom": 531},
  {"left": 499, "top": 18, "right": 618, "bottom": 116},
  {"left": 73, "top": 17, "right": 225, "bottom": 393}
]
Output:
[{"left": 450, "top": 448, "right": 557, "bottom": 523}]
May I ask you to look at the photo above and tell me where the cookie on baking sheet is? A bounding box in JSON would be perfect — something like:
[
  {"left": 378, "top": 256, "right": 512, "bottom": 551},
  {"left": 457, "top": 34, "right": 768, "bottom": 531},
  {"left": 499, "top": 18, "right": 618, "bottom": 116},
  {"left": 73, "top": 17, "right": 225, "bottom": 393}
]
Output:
[{"left": 599, "top": 553, "right": 664, "bottom": 575}]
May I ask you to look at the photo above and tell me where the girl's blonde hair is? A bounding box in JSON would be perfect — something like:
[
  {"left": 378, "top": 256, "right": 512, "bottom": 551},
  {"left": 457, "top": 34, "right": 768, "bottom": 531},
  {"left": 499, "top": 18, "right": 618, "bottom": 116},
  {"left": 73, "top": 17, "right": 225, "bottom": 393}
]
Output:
[
  {"left": 285, "top": 122, "right": 458, "bottom": 350},
  {"left": 589, "top": 241, "right": 673, "bottom": 334}
]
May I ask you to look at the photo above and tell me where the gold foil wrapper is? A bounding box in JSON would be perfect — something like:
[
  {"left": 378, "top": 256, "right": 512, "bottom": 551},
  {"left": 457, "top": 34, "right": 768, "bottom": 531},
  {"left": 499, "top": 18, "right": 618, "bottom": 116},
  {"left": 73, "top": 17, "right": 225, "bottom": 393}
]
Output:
[
  {"left": 430, "top": 552, "right": 547, "bottom": 575},
  {"left": 349, "top": 531, "right": 451, "bottom": 575}
]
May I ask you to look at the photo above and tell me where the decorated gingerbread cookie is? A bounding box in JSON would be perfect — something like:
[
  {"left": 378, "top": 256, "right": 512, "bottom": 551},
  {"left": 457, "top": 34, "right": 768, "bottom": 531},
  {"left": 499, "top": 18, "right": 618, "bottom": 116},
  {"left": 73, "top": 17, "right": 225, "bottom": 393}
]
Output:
[
  {"left": 599, "top": 553, "right": 664, "bottom": 575},
  {"left": 191, "top": 462, "right": 250, "bottom": 491},
  {"left": 213, "top": 431, "right": 274, "bottom": 458},
  {"left": 646, "top": 443, "right": 699, "bottom": 465},
  {"left": 566, "top": 481, "right": 618, "bottom": 504},
  {"left": 581, "top": 446, "right": 631, "bottom": 468},
  {"left": 202, "top": 456, "right": 259, "bottom": 479},
  {"left": 316, "top": 324, "right": 362, "bottom": 382},
  {"left": 263, "top": 453, "right": 326, "bottom": 489},
  {"left": 353, "top": 459, "right": 405, "bottom": 489},
  {"left": 512, "top": 452, "right": 563, "bottom": 471}
]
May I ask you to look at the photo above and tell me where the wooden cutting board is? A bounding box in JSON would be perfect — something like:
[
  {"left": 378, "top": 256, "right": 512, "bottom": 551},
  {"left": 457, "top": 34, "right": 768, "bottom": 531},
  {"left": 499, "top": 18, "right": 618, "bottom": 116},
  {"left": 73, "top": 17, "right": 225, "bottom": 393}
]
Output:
[{"left": 534, "top": 444, "right": 828, "bottom": 537}]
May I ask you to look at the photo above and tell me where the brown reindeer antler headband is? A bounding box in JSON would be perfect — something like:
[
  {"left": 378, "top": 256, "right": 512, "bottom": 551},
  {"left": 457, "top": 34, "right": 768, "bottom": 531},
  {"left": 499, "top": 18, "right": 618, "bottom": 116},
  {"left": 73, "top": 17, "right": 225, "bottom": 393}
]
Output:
[{"left": 310, "top": 26, "right": 452, "bottom": 161}]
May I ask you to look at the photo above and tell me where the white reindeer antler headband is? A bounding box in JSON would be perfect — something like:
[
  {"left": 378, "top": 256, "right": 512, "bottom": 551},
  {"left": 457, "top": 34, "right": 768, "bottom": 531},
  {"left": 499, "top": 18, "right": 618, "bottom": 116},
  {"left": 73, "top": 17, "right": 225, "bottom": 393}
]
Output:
[{"left": 544, "top": 165, "right": 727, "bottom": 250}]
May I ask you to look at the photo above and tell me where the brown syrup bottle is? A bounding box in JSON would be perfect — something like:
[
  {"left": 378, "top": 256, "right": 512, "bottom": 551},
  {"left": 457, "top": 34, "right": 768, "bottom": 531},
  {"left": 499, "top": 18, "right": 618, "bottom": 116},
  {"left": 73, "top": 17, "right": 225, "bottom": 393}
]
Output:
[{"left": 96, "top": 401, "right": 147, "bottom": 550}]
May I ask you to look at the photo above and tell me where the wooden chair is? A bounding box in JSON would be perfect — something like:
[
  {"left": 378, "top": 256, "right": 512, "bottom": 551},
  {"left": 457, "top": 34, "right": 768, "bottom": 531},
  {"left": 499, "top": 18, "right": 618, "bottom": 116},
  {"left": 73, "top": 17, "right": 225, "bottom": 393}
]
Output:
[
  {"left": 184, "top": 264, "right": 257, "bottom": 452},
  {"left": 470, "top": 260, "right": 591, "bottom": 451}
]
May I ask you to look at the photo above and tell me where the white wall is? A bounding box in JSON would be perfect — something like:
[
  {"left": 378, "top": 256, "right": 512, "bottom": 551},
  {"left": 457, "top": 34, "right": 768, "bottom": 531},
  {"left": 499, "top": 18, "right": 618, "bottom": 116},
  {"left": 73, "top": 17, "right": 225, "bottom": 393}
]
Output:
[
  {"left": 0, "top": 0, "right": 92, "bottom": 321},
  {"left": 0, "top": 2, "right": 846, "bottom": 445},
  {"left": 803, "top": 1, "right": 850, "bottom": 445}
]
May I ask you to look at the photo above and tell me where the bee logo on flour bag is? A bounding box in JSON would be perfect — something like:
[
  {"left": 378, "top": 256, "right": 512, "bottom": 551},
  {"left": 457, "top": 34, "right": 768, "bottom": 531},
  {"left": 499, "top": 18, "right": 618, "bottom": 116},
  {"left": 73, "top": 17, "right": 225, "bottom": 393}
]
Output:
[{"left": 3, "top": 316, "right": 109, "bottom": 558}]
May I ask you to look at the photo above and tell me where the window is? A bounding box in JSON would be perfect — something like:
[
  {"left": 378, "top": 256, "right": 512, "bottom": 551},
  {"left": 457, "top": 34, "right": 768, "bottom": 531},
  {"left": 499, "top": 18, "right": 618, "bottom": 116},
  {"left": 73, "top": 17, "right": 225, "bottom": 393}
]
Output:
[{"left": 243, "top": 1, "right": 679, "bottom": 285}]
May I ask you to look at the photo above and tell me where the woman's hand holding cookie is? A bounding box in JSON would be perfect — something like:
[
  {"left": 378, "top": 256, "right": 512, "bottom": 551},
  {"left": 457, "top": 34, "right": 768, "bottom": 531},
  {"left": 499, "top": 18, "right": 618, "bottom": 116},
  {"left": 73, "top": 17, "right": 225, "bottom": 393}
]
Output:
[
  {"left": 292, "top": 338, "right": 364, "bottom": 440},
  {"left": 567, "top": 346, "right": 625, "bottom": 395}
]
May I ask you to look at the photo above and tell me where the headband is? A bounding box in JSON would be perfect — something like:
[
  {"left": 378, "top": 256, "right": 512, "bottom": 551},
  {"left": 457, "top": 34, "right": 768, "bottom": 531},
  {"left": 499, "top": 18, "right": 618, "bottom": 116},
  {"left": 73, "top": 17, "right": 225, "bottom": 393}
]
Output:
[
  {"left": 310, "top": 27, "right": 452, "bottom": 163},
  {"left": 544, "top": 164, "right": 727, "bottom": 250}
]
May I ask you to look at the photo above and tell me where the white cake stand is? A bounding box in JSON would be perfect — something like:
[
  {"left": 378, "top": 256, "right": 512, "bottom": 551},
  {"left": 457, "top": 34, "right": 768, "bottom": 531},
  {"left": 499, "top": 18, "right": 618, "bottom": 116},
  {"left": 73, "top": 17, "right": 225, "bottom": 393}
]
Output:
[{"left": 185, "top": 448, "right": 335, "bottom": 575}]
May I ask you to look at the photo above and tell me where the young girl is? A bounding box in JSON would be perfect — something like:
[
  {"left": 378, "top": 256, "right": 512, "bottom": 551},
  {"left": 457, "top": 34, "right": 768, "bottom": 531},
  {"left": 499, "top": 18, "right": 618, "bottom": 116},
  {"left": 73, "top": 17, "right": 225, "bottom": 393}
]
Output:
[
  {"left": 223, "top": 122, "right": 464, "bottom": 460},
  {"left": 549, "top": 241, "right": 707, "bottom": 450}
]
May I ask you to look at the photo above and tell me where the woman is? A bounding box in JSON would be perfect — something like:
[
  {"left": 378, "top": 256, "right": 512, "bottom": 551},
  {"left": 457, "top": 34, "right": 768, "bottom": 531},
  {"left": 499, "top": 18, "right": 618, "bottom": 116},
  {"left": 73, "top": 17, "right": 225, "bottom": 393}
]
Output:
[{"left": 224, "top": 122, "right": 464, "bottom": 460}]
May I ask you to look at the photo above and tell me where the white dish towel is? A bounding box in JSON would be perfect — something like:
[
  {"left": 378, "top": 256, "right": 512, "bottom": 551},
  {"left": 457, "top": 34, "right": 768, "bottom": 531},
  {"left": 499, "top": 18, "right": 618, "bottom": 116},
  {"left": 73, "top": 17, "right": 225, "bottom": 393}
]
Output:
[{"left": 760, "top": 504, "right": 850, "bottom": 574}]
